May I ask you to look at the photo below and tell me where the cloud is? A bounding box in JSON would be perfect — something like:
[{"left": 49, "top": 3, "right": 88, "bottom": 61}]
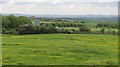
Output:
[{"left": 0, "top": 0, "right": 118, "bottom": 15}]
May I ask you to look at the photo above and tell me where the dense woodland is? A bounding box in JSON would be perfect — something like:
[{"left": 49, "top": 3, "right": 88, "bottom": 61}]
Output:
[{"left": 1, "top": 14, "right": 119, "bottom": 35}]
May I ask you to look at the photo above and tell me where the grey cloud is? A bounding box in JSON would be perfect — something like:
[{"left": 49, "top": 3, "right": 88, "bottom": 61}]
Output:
[
  {"left": 0, "top": 2, "right": 6, "bottom": 3},
  {"left": 14, "top": 2, "right": 62, "bottom": 6},
  {"left": 0, "top": 0, "right": 8, "bottom": 4},
  {"left": 1, "top": 1, "right": 118, "bottom": 15},
  {"left": 13, "top": 2, "right": 118, "bottom": 7}
]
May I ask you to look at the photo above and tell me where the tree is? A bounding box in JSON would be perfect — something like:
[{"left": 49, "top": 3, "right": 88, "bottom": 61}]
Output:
[
  {"left": 2, "top": 16, "right": 10, "bottom": 29},
  {"left": 17, "top": 16, "right": 32, "bottom": 25},
  {"left": 81, "top": 21, "right": 85, "bottom": 23},
  {"left": 79, "top": 25, "right": 91, "bottom": 33},
  {"left": 7, "top": 15, "right": 18, "bottom": 29},
  {"left": 100, "top": 29, "right": 105, "bottom": 34},
  {"left": 18, "top": 24, "right": 36, "bottom": 34},
  {"left": 1, "top": 14, "right": 33, "bottom": 34}
]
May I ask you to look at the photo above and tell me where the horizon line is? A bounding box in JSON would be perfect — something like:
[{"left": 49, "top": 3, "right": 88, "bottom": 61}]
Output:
[{"left": 1, "top": 13, "right": 118, "bottom": 16}]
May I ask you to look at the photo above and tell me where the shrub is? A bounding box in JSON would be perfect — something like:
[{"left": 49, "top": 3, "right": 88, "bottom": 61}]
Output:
[
  {"left": 18, "top": 24, "right": 36, "bottom": 34},
  {"left": 100, "top": 29, "right": 105, "bottom": 34},
  {"left": 79, "top": 26, "right": 91, "bottom": 33}
]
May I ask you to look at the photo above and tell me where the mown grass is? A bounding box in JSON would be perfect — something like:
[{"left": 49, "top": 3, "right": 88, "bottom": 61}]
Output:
[{"left": 2, "top": 34, "right": 118, "bottom": 65}]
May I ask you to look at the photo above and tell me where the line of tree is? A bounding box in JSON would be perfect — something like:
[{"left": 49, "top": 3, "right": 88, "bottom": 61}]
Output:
[
  {"left": 18, "top": 24, "right": 118, "bottom": 35},
  {"left": 1, "top": 14, "right": 118, "bottom": 35},
  {"left": 96, "top": 23, "right": 118, "bottom": 29},
  {"left": 41, "top": 22, "right": 83, "bottom": 27},
  {"left": 1, "top": 14, "right": 32, "bottom": 34}
]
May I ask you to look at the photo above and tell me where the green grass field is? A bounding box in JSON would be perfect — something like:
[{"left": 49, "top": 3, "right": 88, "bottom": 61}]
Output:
[
  {"left": 60, "top": 27, "right": 118, "bottom": 32},
  {"left": 2, "top": 34, "right": 118, "bottom": 65}
]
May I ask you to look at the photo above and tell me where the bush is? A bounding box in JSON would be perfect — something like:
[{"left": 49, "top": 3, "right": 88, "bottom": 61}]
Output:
[
  {"left": 2, "top": 28, "right": 18, "bottom": 34},
  {"left": 100, "top": 29, "right": 105, "bottom": 34},
  {"left": 96, "top": 23, "right": 118, "bottom": 29},
  {"left": 39, "top": 25, "right": 58, "bottom": 34},
  {"left": 2, "top": 28, "right": 10, "bottom": 34},
  {"left": 106, "top": 30, "right": 117, "bottom": 35},
  {"left": 18, "top": 24, "right": 36, "bottom": 34},
  {"left": 79, "top": 26, "right": 91, "bottom": 33},
  {"left": 9, "top": 29, "right": 18, "bottom": 34}
]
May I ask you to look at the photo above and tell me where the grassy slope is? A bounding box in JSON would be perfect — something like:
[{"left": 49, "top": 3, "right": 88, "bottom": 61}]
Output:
[{"left": 2, "top": 34, "right": 118, "bottom": 65}]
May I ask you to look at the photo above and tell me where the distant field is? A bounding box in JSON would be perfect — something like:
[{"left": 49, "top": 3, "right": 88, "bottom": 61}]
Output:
[
  {"left": 60, "top": 27, "right": 118, "bottom": 32},
  {"left": 34, "top": 20, "right": 117, "bottom": 28},
  {"left": 32, "top": 20, "right": 118, "bottom": 32},
  {"left": 2, "top": 34, "right": 118, "bottom": 65}
]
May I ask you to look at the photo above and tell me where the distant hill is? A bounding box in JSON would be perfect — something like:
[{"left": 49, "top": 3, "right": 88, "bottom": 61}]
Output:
[{"left": 2, "top": 13, "right": 118, "bottom": 22}]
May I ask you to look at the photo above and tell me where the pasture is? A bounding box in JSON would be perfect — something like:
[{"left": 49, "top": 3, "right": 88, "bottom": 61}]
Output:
[{"left": 2, "top": 34, "right": 118, "bottom": 65}]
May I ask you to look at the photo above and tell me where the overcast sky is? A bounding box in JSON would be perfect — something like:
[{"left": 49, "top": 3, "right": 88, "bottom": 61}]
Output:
[{"left": 0, "top": 0, "right": 119, "bottom": 15}]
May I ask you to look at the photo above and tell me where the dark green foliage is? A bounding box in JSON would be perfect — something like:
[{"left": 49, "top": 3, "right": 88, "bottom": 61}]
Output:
[
  {"left": 79, "top": 25, "right": 91, "bottom": 33},
  {"left": 7, "top": 15, "right": 18, "bottom": 29},
  {"left": 39, "top": 25, "right": 58, "bottom": 34},
  {"left": 2, "top": 15, "right": 32, "bottom": 34},
  {"left": 100, "top": 29, "right": 105, "bottom": 34},
  {"left": 96, "top": 23, "right": 118, "bottom": 29},
  {"left": 2, "top": 28, "right": 9, "bottom": 34},
  {"left": 43, "top": 22, "right": 83, "bottom": 27},
  {"left": 2, "top": 16, "right": 10, "bottom": 29},
  {"left": 81, "top": 21, "right": 85, "bottom": 23},
  {"left": 18, "top": 24, "right": 37, "bottom": 34},
  {"left": 1, "top": 14, "right": 118, "bottom": 35}
]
